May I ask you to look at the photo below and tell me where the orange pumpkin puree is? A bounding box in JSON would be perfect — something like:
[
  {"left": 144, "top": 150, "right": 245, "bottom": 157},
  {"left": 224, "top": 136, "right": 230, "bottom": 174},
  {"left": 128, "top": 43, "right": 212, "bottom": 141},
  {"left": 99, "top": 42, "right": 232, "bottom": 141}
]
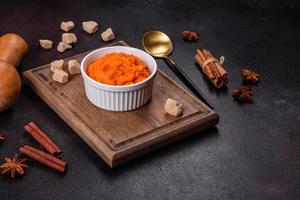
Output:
[{"left": 87, "top": 53, "right": 151, "bottom": 86}]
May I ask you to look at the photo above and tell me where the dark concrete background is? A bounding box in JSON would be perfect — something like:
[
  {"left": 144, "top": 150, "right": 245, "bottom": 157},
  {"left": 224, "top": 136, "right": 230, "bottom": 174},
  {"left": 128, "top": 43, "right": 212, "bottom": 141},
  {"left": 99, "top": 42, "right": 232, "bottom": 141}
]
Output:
[{"left": 0, "top": 0, "right": 299, "bottom": 199}]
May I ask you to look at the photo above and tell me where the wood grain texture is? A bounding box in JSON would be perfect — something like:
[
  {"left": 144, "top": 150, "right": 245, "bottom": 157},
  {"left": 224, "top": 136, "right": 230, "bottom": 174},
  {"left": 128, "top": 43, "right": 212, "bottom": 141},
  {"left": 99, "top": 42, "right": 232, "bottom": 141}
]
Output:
[{"left": 23, "top": 41, "right": 219, "bottom": 167}]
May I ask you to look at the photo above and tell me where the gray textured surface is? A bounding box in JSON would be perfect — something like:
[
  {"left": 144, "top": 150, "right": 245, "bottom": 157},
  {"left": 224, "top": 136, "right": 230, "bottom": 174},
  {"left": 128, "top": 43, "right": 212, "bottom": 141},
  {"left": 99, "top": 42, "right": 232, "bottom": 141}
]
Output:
[{"left": 0, "top": 0, "right": 300, "bottom": 199}]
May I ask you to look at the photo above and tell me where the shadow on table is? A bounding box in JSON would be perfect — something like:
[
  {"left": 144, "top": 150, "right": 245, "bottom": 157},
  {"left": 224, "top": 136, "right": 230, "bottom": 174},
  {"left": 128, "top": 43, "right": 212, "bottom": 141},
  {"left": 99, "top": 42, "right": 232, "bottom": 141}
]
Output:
[
  {"left": 91, "top": 126, "right": 219, "bottom": 177},
  {"left": 0, "top": 103, "right": 17, "bottom": 128}
]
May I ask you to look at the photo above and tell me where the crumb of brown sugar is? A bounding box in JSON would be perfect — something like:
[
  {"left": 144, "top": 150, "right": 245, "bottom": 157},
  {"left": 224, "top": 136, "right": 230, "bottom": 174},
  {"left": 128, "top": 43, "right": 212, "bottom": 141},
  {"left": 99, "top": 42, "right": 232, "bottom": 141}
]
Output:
[
  {"left": 53, "top": 70, "right": 69, "bottom": 84},
  {"left": 60, "top": 21, "right": 75, "bottom": 32},
  {"left": 68, "top": 59, "right": 81, "bottom": 75},
  {"left": 164, "top": 98, "right": 183, "bottom": 116},
  {"left": 57, "top": 42, "right": 72, "bottom": 53},
  {"left": 101, "top": 28, "right": 115, "bottom": 42},
  {"left": 82, "top": 21, "right": 98, "bottom": 34},
  {"left": 62, "top": 33, "right": 77, "bottom": 45},
  {"left": 39, "top": 39, "right": 53, "bottom": 49},
  {"left": 50, "top": 59, "right": 64, "bottom": 72}
]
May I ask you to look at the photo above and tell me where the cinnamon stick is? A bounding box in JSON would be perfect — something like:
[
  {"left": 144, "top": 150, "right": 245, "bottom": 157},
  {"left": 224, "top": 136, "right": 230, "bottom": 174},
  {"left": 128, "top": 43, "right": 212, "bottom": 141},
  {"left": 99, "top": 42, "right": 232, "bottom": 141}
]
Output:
[
  {"left": 203, "top": 49, "right": 223, "bottom": 88},
  {"left": 19, "top": 146, "right": 66, "bottom": 173},
  {"left": 28, "top": 122, "right": 62, "bottom": 156},
  {"left": 24, "top": 125, "right": 57, "bottom": 155},
  {"left": 195, "top": 49, "right": 214, "bottom": 79},
  {"left": 24, "top": 145, "right": 66, "bottom": 168},
  {"left": 203, "top": 49, "right": 221, "bottom": 80},
  {"left": 206, "top": 50, "right": 228, "bottom": 84}
]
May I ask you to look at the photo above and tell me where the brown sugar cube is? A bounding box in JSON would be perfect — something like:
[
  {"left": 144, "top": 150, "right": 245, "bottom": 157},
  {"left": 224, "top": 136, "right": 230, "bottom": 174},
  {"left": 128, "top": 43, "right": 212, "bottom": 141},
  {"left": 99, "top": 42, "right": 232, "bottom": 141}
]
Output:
[
  {"left": 57, "top": 42, "right": 72, "bottom": 53},
  {"left": 39, "top": 39, "right": 53, "bottom": 49},
  {"left": 50, "top": 59, "right": 64, "bottom": 72},
  {"left": 60, "top": 21, "right": 75, "bottom": 32},
  {"left": 52, "top": 70, "right": 69, "bottom": 83},
  {"left": 68, "top": 59, "right": 81, "bottom": 75},
  {"left": 62, "top": 33, "right": 77, "bottom": 44},
  {"left": 101, "top": 28, "right": 115, "bottom": 42},
  {"left": 82, "top": 21, "right": 98, "bottom": 34},
  {"left": 164, "top": 98, "right": 183, "bottom": 116}
]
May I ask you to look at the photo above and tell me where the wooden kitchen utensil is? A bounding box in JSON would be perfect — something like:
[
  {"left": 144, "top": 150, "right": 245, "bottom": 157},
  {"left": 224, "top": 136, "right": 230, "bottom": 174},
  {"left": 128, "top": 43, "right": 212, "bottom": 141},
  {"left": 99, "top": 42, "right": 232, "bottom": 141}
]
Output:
[
  {"left": 0, "top": 33, "right": 28, "bottom": 68},
  {"left": 0, "top": 33, "right": 28, "bottom": 112}
]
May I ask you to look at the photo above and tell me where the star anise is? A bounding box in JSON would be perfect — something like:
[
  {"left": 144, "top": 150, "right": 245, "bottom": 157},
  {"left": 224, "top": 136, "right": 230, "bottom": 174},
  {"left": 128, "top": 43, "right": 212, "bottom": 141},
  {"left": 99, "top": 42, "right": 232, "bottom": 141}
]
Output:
[
  {"left": 241, "top": 68, "right": 260, "bottom": 83},
  {"left": 0, "top": 155, "right": 27, "bottom": 178},
  {"left": 182, "top": 31, "right": 198, "bottom": 41},
  {"left": 232, "top": 87, "right": 253, "bottom": 102},
  {"left": 0, "top": 134, "right": 5, "bottom": 143}
]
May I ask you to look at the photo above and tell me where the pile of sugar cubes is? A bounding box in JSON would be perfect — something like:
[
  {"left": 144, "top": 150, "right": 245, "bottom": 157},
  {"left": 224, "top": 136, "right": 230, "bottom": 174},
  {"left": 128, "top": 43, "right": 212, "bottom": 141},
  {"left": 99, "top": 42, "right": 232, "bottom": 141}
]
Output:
[
  {"left": 39, "top": 20, "right": 115, "bottom": 53},
  {"left": 50, "top": 59, "right": 81, "bottom": 83}
]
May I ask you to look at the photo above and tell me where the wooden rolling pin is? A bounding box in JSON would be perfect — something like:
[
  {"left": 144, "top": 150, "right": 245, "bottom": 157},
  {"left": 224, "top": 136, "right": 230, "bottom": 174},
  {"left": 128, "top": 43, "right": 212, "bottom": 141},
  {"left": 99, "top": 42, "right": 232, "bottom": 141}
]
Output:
[{"left": 0, "top": 33, "right": 28, "bottom": 112}]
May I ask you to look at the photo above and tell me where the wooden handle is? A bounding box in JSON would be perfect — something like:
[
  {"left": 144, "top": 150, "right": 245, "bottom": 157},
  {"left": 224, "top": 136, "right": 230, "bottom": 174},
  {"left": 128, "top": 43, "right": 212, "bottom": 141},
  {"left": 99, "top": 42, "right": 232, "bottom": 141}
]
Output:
[{"left": 0, "top": 33, "right": 28, "bottom": 68}]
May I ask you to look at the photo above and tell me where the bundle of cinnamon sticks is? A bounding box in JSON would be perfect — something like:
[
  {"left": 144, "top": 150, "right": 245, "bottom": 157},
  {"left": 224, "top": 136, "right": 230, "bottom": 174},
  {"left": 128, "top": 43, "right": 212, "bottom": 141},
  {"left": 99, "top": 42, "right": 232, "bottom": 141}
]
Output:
[
  {"left": 194, "top": 49, "right": 228, "bottom": 88},
  {"left": 21, "top": 122, "right": 67, "bottom": 172}
]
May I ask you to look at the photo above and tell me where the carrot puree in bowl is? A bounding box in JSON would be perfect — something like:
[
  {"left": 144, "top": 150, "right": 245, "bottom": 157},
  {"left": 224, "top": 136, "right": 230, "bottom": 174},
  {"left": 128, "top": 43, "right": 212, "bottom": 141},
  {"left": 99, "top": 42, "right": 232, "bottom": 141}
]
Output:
[{"left": 87, "top": 52, "right": 151, "bottom": 86}]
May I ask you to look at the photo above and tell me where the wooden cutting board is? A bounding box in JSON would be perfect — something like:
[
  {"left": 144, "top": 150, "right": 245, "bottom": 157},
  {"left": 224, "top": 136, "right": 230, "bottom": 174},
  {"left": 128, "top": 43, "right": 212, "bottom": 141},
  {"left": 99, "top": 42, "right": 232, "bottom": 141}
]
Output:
[{"left": 23, "top": 41, "right": 219, "bottom": 167}]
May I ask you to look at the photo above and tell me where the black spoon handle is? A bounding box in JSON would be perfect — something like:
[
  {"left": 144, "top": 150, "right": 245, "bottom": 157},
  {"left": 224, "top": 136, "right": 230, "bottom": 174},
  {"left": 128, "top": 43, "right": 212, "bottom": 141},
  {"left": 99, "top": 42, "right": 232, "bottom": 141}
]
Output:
[{"left": 164, "top": 57, "right": 214, "bottom": 109}]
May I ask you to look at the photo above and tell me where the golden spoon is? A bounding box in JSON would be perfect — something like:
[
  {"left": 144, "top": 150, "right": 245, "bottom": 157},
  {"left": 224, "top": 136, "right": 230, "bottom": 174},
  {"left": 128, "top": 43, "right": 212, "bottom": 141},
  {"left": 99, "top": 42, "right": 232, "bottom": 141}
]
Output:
[{"left": 142, "top": 31, "right": 213, "bottom": 109}]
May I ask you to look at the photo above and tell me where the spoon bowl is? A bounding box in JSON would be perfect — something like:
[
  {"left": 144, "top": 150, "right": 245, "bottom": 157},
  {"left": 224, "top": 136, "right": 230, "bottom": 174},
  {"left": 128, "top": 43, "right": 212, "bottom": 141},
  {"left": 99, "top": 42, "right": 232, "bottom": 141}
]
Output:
[{"left": 142, "top": 31, "right": 173, "bottom": 58}]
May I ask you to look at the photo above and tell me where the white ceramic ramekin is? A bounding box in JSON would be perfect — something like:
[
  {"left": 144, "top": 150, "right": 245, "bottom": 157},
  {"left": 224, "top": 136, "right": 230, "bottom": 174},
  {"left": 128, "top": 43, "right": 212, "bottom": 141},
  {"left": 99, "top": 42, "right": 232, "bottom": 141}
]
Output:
[{"left": 81, "top": 46, "right": 157, "bottom": 111}]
